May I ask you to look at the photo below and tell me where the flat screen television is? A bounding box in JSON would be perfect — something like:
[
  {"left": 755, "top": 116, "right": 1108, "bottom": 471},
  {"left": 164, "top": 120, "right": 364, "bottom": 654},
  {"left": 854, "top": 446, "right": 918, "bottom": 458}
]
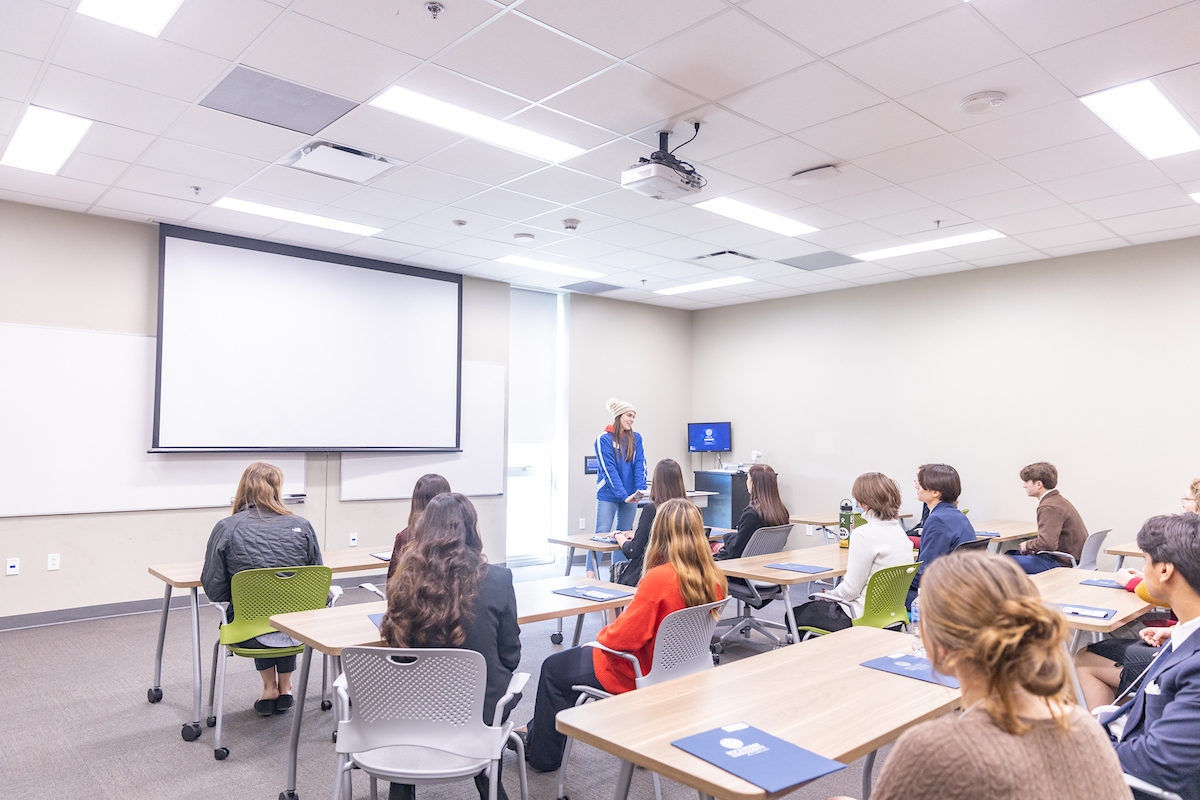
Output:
[{"left": 688, "top": 422, "right": 731, "bottom": 452}]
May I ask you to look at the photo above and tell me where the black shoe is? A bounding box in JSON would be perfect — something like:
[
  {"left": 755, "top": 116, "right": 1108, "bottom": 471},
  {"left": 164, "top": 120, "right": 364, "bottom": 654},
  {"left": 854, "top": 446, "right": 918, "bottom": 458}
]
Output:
[
  {"left": 275, "top": 694, "right": 294, "bottom": 712},
  {"left": 254, "top": 698, "right": 277, "bottom": 716},
  {"left": 507, "top": 729, "right": 529, "bottom": 761}
]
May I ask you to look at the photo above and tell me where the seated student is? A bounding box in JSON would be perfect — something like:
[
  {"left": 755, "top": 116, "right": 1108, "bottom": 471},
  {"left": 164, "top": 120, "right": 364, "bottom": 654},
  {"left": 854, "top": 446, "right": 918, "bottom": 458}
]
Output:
[
  {"left": 524, "top": 498, "right": 726, "bottom": 772},
  {"left": 791, "top": 472, "right": 914, "bottom": 634},
  {"left": 201, "top": 462, "right": 323, "bottom": 715},
  {"left": 380, "top": 493, "right": 521, "bottom": 800},
  {"left": 386, "top": 473, "right": 450, "bottom": 581},
  {"left": 908, "top": 463, "right": 976, "bottom": 607},
  {"left": 1011, "top": 461, "right": 1088, "bottom": 574},
  {"left": 1099, "top": 513, "right": 1200, "bottom": 800},
  {"left": 713, "top": 463, "right": 789, "bottom": 561},
  {"left": 843, "top": 552, "right": 1130, "bottom": 800},
  {"left": 611, "top": 458, "right": 688, "bottom": 586}
]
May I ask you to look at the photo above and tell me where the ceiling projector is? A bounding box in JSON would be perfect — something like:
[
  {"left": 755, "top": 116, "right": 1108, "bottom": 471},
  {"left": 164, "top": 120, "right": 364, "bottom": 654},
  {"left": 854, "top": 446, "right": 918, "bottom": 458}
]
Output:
[{"left": 620, "top": 128, "right": 705, "bottom": 200}]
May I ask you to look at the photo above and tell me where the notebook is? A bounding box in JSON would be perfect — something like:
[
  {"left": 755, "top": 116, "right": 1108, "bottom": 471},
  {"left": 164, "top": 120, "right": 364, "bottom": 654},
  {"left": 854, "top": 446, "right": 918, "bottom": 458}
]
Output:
[
  {"left": 1056, "top": 603, "right": 1117, "bottom": 620},
  {"left": 860, "top": 653, "right": 960, "bottom": 688},
  {"left": 1079, "top": 578, "right": 1124, "bottom": 589},
  {"left": 552, "top": 586, "right": 635, "bottom": 602},
  {"left": 671, "top": 723, "right": 845, "bottom": 793},
  {"left": 764, "top": 563, "right": 829, "bottom": 574}
]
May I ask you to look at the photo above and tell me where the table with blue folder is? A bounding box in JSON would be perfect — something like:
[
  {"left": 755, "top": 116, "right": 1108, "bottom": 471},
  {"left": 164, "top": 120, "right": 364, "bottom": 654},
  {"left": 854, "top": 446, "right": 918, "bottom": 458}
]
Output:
[
  {"left": 556, "top": 626, "right": 961, "bottom": 800},
  {"left": 968, "top": 519, "right": 1039, "bottom": 553}
]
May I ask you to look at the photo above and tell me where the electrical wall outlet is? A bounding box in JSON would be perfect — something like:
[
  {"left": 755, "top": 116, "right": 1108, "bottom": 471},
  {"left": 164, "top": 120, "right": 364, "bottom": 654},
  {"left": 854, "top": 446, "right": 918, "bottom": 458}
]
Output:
[
  {"left": 47, "top": 553, "right": 60, "bottom": 571},
  {"left": 349, "top": 533, "right": 358, "bottom": 547},
  {"left": 6, "top": 558, "right": 18, "bottom": 576},
  {"left": 578, "top": 517, "right": 585, "bottom": 530}
]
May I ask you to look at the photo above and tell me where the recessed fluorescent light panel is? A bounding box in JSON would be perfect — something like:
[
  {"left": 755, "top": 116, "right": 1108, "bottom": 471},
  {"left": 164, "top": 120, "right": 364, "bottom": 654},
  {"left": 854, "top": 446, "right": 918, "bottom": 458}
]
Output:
[
  {"left": 77, "top": 0, "right": 187, "bottom": 37},
  {"left": 0, "top": 107, "right": 92, "bottom": 175},
  {"left": 1191, "top": 191, "right": 1200, "bottom": 204},
  {"left": 371, "top": 87, "right": 585, "bottom": 163},
  {"left": 855, "top": 230, "right": 1005, "bottom": 261},
  {"left": 497, "top": 255, "right": 603, "bottom": 279},
  {"left": 655, "top": 276, "right": 754, "bottom": 295},
  {"left": 694, "top": 197, "right": 819, "bottom": 237},
  {"left": 1081, "top": 80, "right": 1200, "bottom": 160},
  {"left": 212, "top": 197, "right": 382, "bottom": 236}
]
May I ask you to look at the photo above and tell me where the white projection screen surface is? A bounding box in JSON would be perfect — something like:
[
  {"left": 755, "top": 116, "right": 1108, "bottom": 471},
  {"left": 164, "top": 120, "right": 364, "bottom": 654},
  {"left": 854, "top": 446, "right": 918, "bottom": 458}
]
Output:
[{"left": 155, "top": 228, "right": 462, "bottom": 451}]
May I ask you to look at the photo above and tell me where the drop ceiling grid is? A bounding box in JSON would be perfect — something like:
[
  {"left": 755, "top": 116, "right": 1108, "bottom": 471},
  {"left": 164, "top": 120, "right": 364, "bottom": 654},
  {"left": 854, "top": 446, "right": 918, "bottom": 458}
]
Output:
[{"left": 0, "top": 1, "right": 1198, "bottom": 307}]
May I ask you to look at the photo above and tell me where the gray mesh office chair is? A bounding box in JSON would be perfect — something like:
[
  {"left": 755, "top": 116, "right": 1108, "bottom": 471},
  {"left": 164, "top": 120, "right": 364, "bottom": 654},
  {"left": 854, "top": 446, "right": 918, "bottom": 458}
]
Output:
[
  {"left": 712, "top": 524, "right": 794, "bottom": 648},
  {"left": 1037, "top": 528, "right": 1111, "bottom": 570}
]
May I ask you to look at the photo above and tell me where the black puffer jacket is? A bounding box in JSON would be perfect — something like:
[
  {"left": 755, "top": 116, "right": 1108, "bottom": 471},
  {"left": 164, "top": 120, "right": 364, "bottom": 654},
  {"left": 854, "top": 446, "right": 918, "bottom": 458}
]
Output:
[{"left": 201, "top": 505, "right": 323, "bottom": 619}]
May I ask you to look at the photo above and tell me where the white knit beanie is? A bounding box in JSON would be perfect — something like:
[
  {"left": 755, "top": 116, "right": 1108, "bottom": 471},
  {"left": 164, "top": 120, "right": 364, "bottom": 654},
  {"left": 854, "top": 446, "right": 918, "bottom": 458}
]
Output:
[{"left": 606, "top": 397, "right": 636, "bottom": 419}]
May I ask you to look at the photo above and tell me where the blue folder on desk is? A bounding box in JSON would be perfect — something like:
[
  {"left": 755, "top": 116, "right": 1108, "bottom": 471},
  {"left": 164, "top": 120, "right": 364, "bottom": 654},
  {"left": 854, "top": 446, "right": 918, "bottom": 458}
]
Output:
[
  {"left": 671, "top": 722, "right": 844, "bottom": 793},
  {"left": 764, "top": 563, "right": 828, "bottom": 574},
  {"left": 1080, "top": 578, "right": 1124, "bottom": 589},
  {"left": 370, "top": 551, "right": 392, "bottom": 561},
  {"left": 974, "top": 531, "right": 1000, "bottom": 538},
  {"left": 552, "top": 586, "right": 634, "bottom": 602},
  {"left": 591, "top": 535, "right": 617, "bottom": 543},
  {"left": 368, "top": 613, "right": 384, "bottom": 628},
  {"left": 1055, "top": 603, "right": 1117, "bottom": 620},
  {"left": 860, "top": 653, "right": 959, "bottom": 688}
]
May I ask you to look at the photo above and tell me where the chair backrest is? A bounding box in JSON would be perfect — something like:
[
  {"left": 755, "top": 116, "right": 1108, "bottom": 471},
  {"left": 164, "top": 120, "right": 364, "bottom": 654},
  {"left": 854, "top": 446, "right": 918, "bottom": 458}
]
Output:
[
  {"left": 1077, "top": 528, "right": 1112, "bottom": 571},
  {"left": 336, "top": 646, "right": 500, "bottom": 759},
  {"left": 953, "top": 537, "right": 991, "bottom": 552},
  {"left": 853, "top": 562, "right": 921, "bottom": 629},
  {"left": 221, "top": 565, "right": 332, "bottom": 644},
  {"left": 639, "top": 598, "right": 730, "bottom": 689},
  {"left": 741, "top": 524, "right": 793, "bottom": 558}
]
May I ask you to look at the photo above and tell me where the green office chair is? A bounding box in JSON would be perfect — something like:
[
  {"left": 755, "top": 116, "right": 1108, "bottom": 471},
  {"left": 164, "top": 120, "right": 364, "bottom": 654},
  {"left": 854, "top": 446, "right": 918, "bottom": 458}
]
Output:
[
  {"left": 793, "top": 562, "right": 920, "bottom": 640},
  {"left": 205, "top": 565, "right": 332, "bottom": 761}
]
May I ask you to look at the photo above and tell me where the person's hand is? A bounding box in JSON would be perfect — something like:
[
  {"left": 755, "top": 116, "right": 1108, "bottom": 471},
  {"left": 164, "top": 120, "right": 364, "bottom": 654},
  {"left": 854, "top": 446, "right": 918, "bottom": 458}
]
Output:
[
  {"left": 1140, "top": 626, "right": 1174, "bottom": 647},
  {"left": 613, "top": 531, "right": 631, "bottom": 545},
  {"left": 1115, "top": 568, "right": 1142, "bottom": 585},
  {"left": 1018, "top": 541, "right": 1028, "bottom": 555}
]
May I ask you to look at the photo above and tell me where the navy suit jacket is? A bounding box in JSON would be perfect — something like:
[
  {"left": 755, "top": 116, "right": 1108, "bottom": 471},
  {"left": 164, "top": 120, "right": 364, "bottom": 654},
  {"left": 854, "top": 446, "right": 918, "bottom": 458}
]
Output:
[
  {"left": 911, "top": 503, "right": 976, "bottom": 592},
  {"left": 1106, "top": 630, "right": 1200, "bottom": 800}
]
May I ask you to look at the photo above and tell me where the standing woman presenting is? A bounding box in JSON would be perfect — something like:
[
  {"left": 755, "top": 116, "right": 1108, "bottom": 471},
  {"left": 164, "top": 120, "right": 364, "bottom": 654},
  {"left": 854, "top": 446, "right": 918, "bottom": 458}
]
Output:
[{"left": 592, "top": 398, "right": 647, "bottom": 578}]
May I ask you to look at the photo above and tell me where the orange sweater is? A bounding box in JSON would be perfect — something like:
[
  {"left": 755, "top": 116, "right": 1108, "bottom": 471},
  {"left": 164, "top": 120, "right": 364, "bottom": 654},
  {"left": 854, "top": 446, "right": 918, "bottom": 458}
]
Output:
[{"left": 592, "top": 563, "right": 691, "bottom": 694}]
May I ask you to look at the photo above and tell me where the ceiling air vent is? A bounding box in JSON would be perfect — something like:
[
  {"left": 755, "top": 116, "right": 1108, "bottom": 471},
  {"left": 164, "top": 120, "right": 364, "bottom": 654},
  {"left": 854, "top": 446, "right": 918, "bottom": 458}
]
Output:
[
  {"left": 779, "top": 252, "right": 862, "bottom": 271},
  {"left": 691, "top": 251, "right": 759, "bottom": 268},
  {"left": 562, "top": 280, "right": 621, "bottom": 294}
]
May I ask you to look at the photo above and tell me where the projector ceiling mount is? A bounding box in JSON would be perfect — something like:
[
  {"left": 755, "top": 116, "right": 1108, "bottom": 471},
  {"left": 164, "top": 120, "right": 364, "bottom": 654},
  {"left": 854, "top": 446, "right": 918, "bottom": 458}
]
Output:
[{"left": 620, "top": 124, "right": 706, "bottom": 200}]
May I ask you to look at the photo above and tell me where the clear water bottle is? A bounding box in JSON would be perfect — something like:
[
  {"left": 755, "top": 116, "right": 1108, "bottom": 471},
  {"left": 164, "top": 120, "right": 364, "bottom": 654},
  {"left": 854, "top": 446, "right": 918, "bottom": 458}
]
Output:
[{"left": 910, "top": 594, "right": 926, "bottom": 658}]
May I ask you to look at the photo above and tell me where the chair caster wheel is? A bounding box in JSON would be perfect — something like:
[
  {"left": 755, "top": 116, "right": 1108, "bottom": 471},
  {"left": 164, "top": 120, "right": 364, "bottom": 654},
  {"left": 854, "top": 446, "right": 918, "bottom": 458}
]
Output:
[
  {"left": 332, "top": 730, "right": 338, "bottom": 743},
  {"left": 181, "top": 723, "right": 202, "bottom": 742},
  {"left": 214, "top": 747, "right": 229, "bottom": 760},
  {"left": 321, "top": 699, "right": 332, "bottom": 711},
  {"left": 279, "top": 792, "right": 299, "bottom": 800},
  {"left": 147, "top": 687, "right": 163, "bottom": 703},
  {"left": 710, "top": 643, "right": 724, "bottom": 655},
  {"left": 206, "top": 716, "right": 216, "bottom": 727},
  {"left": 550, "top": 633, "right": 563, "bottom": 645},
  {"left": 786, "top": 634, "right": 795, "bottom": 645},
  {"left": 712, "top": 654, "right": 720, "bottom": 665}
]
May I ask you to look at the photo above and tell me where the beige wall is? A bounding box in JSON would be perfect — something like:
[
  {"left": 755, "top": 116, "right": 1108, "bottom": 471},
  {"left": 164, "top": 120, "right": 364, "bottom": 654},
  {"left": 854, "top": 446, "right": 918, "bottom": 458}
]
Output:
[
  {"left": 0, "top": 200, "right": 507, "bottom": 617},
  {"left": 690, "top": 235, "right": 1200, "bottom": 562}
]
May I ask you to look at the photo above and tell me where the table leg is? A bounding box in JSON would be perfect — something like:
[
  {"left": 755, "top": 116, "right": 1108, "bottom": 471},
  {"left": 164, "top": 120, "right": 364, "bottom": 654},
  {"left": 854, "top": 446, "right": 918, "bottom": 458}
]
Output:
[
  {"left": 612, "top": 759, "right": 634, "bottom": 800},
  {"left": 987, "top": 541, "right": 1000, "bottom": 554},
  {"left": 571, "top": 613, "right": 585, "bottom": 647},
  {"left": 1114, "top": 555, "right": 1125, "bottom": 571},
  {"left": 186, "top": 587, "right": 203, "bottom": 739},
  {"left": 555, "top": 547, "right": 576, "bottom": 644},
  {"left": 861, "top": 750, "right": 877, "bottom": 800},
  {"left": 282, "top": 645, "right": 314, "bottom": 800},
  {"left": 782, "top": 585, "right": 797, "bottom": 645},
  {"left": 148, "top": 583, "right": 172, "bottom": 703}
]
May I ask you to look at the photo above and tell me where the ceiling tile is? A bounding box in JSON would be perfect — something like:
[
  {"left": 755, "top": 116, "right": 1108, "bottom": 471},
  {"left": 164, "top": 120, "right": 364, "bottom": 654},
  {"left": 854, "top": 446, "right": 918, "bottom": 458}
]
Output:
[
  {"left": 376, "top": 221, "right": 466, "bottom": 248},
  {"left": 854, "top": 136, "right": 990, "bottom": 184},
  {"left": 705, "top": 136, "right": 832, "bottom": 185},
  {"left": 575, "top": 188, "right": 686, "bottom": 221},
  {"left": 95, "top": 187, "right": 206, "bottom": 221},
  {"left": 228, "top": 186, "right": 322, "bottom": 213},
  {"left": 829, "top": 7, "right": 1023, "bottom": 98},
  {"left": 57, "top": 152, "right": 129, "bottom": 185},
  {"left": 726, "top": 261, "right": 801, "bottom": 280},
  {"left": 1145, "top": 150, "right": 1200, "bottom": 185},
  {"left": 1015, "top": 221, "right": 1120, "bottom": 249},
  {"left": 75, "top": 123, "right": 155, "bottom": 162},
  {"left": 945, "top": 185, "right": 1066, "bottom": 218},
  {"left": 766, "top": 165, "right": 892, "bottom": 204},
  {"left": 533, "top": 235, "right": 624, "bottom": 260},
  {"left": 802, "top": 222, "right": 895, "bottom": 251},
  {"left": 35, "top": 67, "right": 189, "bottom": 135},
  {"left": 459, "top": 261, "right": 529, "bottom": 281},
  {"left": 417, "top": 139, "right": 545, "bottom": 184},
  {"left": 163, "top": 0, "right": 283, "bottom": 60},
  {"left": 868, "top": 206, "right": 973, "bottom": 237},
  {"left": 906, "top": 262, "right": 976, "bottom": 277},
  {"left": 1039, "top": 161, "right": 1174, "bottom": 204},
  {"left": 867, "top": 250, "right": 960, "bottom": 271},
  {"left": 935, "top": 235, "right": 1035, "bottom": 261},
  {"left": 1001, "top": 134, "right": 1143, "bottom": 183},
  {"left": 474, "top": 221, "right": 570, "bottom": 248},
  {"left": 640, "top": 260, "right": 714, "bottom": 279},
  {"left": 722, "top": 186, "right": 808, "bottom": 214},
  {"left": 740, "top": 0, "right": 956, "bottom": 58},
  {"left": 599, "top": 287, "right": 658, "bottom": 302},
  {"left": 338, "top": 237, "right": 428, "bottom": 263},
  {"left": 637, "top": 236, "right": 723, "bottom": 260},
  {"left": 165, "top": 107, "right": 304, "bottom": 166},
  {"left": 675, "top": 166, "right": 755, "bottom": 204},
  {"left": 244, "top": 14, "right": 420, "bottom": 101},
  {"left": 434, "top": 13, "right": 613, "bottom": 102},
  {"left": 0, "top": 166, "right": 107, "bottom": 204},
  {"left": 522, "top": 205, "right": 622, "bottom": 235},
  {"left": 1158, "top": 62, "right": 1200, "bottom": 116},
  {"left": 1074, "top": 186, "right": 1194, "bottom": 220},
  {"left": 1102, "top": 204, "right": 1200, "bottom": 236},
  {"left": 517, "top": 0, "right": 726, "bottom": 59},
  {"left": 243, "top": 165, "right": 358, "bottom": 204},
  {"left": 297, "top": 0, "right": 501, "bottom": 60},
  {"left": 896, "top": 58, "right": 1076, "bottom": 133},
  {"left": 502, "top": 166, "right": 616, "bottom": 206},
  {"left": 1031, "top": 3, "right": 1200, "bottom": 95},
  {"left": 955, "top": 100, "right": 1110, "bottom": 161},
  {"left": 1039, "top": 238, "right": 1128, "bottom": 258},
  {"left": 371, "top": 164, "right": 489, "bottom": 205},
  {"left": 439, "top": 237, "right": 524, "bottom": 259},
  {"left": 0, "top": 97, "right": 20, "bottom": 137},
  {"left": 813, "top": 261, "right": 893, "bottom": 280},
  {"left": 186, "top": 205, "right": 289, "bottom": 236},
  {"left": 905, "top": 162, "right": 1030, "bottom": 204},
  {"left": 720, "top": 61, "right": 885, "bottom": 134},
  {"left": 454, "top": 187, "right": 560, "bottom": 221},
  {"left": 327, "top": 187, "right": 441, "bottom": 222},
  {"left": 319, "top": 104, "right": 462, "bottom": 164},
  {"left": 689, "top": 221, "right": 782, "bottom": 248},
  {"left": 544, "top": 64, "right": 704, "bottom": 135},
  {"left": 971, "top": 0, "right": 1190, "bottom": 54},
  {"left": 847, "top": 271, "right": 913, "bottom": 286},
  {"left": 630, "top": 10, "right": 812, "bottom": 101},
  {"left": 589, "top": 249, "right": 671, "bottom": 270},
  {"left": 737, "top": 237, "right": 826, "bottom": 261},
  {"left": 631, "top": 106, "right": 777, "bottom": 163},
  {"left": 0, "top": 0, "right": 66, "bottom": 60},
  {"left": 640, "top": 204, "right": 737, "bottom": 236},
  {"left": 270, "top": 223, "right": 363, "bottom": 250},
  {"left": 965, "top": 252, "right": 1046, "bottom": 269},
  {"left": 139, "top": 139, "right": 267, "bottom": 185},
  {"left": 1123, "top": 224, "right": 1200, "bottom": 245},
  {"left": 793, "top": 102, "right": 943, "bottom": 161},
  {"left": 822, "top": 186, "right": 935, "bottom": 221},
  {"left": 504, "top": 106, "right": 617, "bottom": 150},
  {"left": 0, "top": 50, "right": 40, "bottom": 102},
  {"left": 115, "top": 165, "right": 233, "bottom": 204},
  {"left": 586, "top": 221, "right": 678, "bottom": 248},
  {"left": 398, "top": 64, "right": 530, "bottom": 119},
  {"left": 404, "top": 249, "right": 482, "bottom": 270},
  {"left": 986, "top": 204, "right": 1092, "bottom": 235},
  {"left": 768, "top": 270, "right": 850, "bottom": 289}
]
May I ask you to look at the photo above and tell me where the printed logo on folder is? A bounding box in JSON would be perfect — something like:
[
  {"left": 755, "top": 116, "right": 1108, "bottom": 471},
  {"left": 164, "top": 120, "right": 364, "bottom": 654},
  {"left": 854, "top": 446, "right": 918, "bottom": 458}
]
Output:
[
  {"left": 860, "top": 653, "right": 960, "bottom": 688},
  {"left": 671, "top": 722, "right": 845, "bottom": 792}
]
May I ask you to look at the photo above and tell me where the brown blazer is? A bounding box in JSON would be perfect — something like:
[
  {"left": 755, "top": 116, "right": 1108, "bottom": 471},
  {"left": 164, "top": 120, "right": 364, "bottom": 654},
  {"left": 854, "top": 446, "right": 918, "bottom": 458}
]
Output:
[{"left": 1030, "top": 489, "right": 1088, "bottom": 564}]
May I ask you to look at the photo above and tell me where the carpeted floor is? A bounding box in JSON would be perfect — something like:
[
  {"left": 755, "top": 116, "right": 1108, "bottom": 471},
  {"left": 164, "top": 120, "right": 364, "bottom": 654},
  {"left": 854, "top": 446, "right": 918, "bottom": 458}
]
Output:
[{"left": 0, "top": 564, "right": 889, "bottom": 800}]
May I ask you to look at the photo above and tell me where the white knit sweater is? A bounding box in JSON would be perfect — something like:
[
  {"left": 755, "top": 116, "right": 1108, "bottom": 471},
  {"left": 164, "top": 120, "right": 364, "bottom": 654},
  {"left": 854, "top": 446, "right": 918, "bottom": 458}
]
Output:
[{"left": 823, "top": 515, "right": 914, "bottom": 619}]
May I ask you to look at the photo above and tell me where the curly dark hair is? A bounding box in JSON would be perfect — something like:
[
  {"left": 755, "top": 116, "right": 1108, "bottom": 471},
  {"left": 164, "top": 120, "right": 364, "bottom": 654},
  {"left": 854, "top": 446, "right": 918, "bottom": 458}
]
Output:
[{"left": 380, "top": 493, "right": 487, "bottom": 648}]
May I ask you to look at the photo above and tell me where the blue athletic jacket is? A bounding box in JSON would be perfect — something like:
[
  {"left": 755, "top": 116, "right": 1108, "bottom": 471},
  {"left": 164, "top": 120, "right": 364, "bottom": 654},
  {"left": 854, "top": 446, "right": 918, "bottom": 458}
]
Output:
[{"left": 594, "top": 427, "right": 646, "bottom": 504}]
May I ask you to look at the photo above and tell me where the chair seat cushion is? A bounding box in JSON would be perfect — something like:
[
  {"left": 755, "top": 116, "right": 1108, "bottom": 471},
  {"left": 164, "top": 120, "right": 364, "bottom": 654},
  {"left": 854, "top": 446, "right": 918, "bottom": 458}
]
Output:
[
  {"left": 352, "top": 744, "right": 492, "bottom": 782},
  {"left": 227, "top": 644, "right": 305, "bottom": 658}
]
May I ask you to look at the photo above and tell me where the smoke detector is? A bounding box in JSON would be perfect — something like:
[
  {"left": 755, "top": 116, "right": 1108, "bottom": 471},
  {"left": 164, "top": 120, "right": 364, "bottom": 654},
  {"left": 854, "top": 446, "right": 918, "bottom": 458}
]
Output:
[{"left": 959, "top": 91, "right": 1007, "bottom": 114}]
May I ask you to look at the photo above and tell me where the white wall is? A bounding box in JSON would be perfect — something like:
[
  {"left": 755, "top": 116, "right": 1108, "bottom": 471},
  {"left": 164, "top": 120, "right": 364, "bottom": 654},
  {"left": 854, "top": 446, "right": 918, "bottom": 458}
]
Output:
[{"left": 690, "top": 236, "right": 1200, "bottom": 562}]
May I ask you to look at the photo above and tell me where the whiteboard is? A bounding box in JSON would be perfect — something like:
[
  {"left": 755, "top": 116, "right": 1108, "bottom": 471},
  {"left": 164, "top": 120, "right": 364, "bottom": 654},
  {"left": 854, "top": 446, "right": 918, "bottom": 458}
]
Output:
[
  {"left": 0, "top": 323, "right": 305, "bottom": 517},
  {"left": 340, "top": 362, "right": 506, "bottom": 500}
]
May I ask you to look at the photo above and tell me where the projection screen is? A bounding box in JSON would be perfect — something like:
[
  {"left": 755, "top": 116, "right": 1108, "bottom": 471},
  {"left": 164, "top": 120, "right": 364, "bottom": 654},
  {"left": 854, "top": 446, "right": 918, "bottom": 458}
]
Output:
[{"left": 154, "top": 226, "right": 462, "bottom": 451}]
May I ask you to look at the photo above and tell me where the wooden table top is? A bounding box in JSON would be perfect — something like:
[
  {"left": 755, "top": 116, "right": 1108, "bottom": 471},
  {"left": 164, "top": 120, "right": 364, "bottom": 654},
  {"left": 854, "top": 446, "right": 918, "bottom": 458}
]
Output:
[
  {"left": 970, "top": 519, "right": 1039, "bottom": 543},
  {"left": 1031, "top": 567, "right": 1154, "bottom": 633},
  {"left": 556, "top": 626, "right": 960, "bottom": 800},
  {"left": 1105, "top": 541, "right": 1142, "bottom": 559},
  {"left": 547, "top": 534, "right": 621, "bottom": 552},
  {"left": 789, "top": 512, "right": 912, "bottom": 527},
  {"left": 147, "top": 547, "right": 388, "bottom": 589},
  {"left": 715, "top": 543, "right": 850, "bottom": 585},
  {"left": 269, "top": 575, "right": 635, "bottom": 655}
]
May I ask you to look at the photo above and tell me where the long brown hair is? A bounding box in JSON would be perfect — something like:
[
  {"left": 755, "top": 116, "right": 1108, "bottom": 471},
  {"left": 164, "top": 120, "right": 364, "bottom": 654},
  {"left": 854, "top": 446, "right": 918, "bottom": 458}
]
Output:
[
  {"left": 921, "top": 551, "right": 1073, "bottom": 735},
  {"left": 644, "top": 498, "right": 727, "bottom": 615},
  {"left": 381, "top": 493, "right": 486, "bottom": 648},
  {"left": 231, "top": 462, "right": 290, "bottom": 517},
  {"left": 650, "top": 459, "right": 686, "bottom": 505},
  {"left": 612, "top": 414, "right": 635, "bottom": 462},
  {"left": 747, "top": 464, "right": 788, "bottom": 526},
  {"left": 408, "top": 473, "right": 451, "bottom": 530}
]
